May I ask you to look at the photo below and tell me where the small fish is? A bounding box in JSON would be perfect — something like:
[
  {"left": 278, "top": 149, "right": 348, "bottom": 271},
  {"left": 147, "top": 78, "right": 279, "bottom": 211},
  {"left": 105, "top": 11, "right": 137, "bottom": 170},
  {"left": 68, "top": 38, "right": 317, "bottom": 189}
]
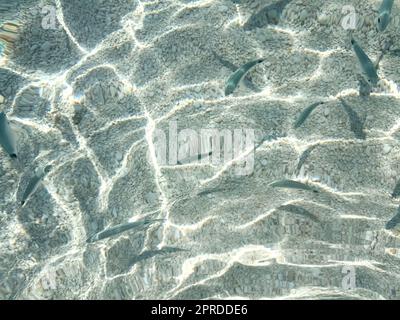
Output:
[
  {"left": 86, "top": 218, "right": 164, "bottom": 243},
  {"left": 294, "top": 102, "right": 324, "bottom": 129},
  {"left": 295, "top": 144, "right": 318, "bottom": 175},
  {"left": 377, "top": 0, "right": 394, "bottom": 32},
  {"left": 351, "top": 37, "right": 379, "bottom": 87},
  {"left": 338, "top": 98, "right": 366, "bottom": 140},
  {"left": 391, "top": 180, "right": 400, "bottom": 198},
  {"left": 129, "top": 247, "right": 188, "bottom": 267},
  {"left": 212, "top": 51, "right": 260, "bottom": 92},
  {"left": 225, "top": 58, "right": 265, "bottom": 96},
  {"left": 177, "top": 151, "right": 212, "bottom": 165},
  {"left": 197, "top": 187, "right": 226, "bottom": 197},
  {"left": 270, "top": 179, "right": 319, "bottom": 193},
  {"left": 386, "top": 206, "right": 400, "bottom": 230},
  {"left": 243, "top": 0, "right": 293, "bottom": 30},
  {"left": 21, "top": 165, "right": 52, "bottom": 206},
  {"left": 278, "top": 204, "right": 319, "bottom": 223},
  {"left": 253, "top": 132, "right": 284, "bottom": 152},
  {"left": 0, "top": 112, "right": 18, "bottom": 158}
]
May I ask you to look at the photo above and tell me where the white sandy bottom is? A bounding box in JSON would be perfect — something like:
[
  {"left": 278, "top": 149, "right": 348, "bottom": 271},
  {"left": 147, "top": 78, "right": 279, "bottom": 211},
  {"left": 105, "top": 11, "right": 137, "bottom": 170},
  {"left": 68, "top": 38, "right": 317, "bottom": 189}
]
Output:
[{"left": 1, "top": 0, "right": 400, "bottom": 300}]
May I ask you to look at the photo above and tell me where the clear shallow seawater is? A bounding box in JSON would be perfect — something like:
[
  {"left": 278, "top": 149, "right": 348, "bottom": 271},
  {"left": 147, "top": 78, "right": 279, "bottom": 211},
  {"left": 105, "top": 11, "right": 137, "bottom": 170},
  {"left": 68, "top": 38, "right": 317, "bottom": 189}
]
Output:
[{"left": 1, "top": 0, "right": 400, "bottom": 300}]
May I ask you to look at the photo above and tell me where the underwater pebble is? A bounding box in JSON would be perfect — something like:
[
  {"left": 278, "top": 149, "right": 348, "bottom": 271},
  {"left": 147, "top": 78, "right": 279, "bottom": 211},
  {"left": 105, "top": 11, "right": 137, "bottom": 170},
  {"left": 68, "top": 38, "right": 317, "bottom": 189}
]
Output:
[
  {"left": 383, "top": 144, "right": 392, "bottom": 155},
  {"left": 317, "top": 13, "right": 329, "bottom": 25},
  {"left": 115, "top": 151, "right": 123, "bottom": 162}
]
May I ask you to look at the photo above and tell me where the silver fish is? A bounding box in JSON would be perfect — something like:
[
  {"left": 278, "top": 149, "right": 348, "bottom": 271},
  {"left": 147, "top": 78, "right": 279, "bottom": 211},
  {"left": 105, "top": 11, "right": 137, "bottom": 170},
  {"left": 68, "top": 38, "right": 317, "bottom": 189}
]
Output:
[
  {"left": 197, "top": 187, "right": 227, "bottom": 197},
  {"left": 212, "top": 50, "right": 260, "bottom": 92},
  {"left": 391, "top": 179, "right": 400, "bottom": 198},
  {"left": 377, "top": 0, "right": 394, "bottom": 32},
  {"left": 177, "top": 151, "right": 212, "bottom": 165},
  {"left": 0, "top": 112, "right": 17, "bottom": 158},
  {"left": 225, "top": 58, "right": 264, "bottom": 96},
  {"left": 351, "top": 37, "right": 379, "bottom": 87},
  {"left": 294, "top": 102, "right": 325, "bottom": 129},
  {"left": 129, "top": 247, "right": 188, "bottom": 267},
  {"left": 21, "top": 165, "right": 52, "bottom": 206},
  {"left": 295, "top": 144, "right": 318, "bottom": 175},
  {"left": 270, "top": 179, "right": 319, "bottom": 193},
  {"left": 386, "top": 206, "right": 400, "bottom": 230},
  {"left": 86, "top": 218, "right": 164, "bottom": 243}
]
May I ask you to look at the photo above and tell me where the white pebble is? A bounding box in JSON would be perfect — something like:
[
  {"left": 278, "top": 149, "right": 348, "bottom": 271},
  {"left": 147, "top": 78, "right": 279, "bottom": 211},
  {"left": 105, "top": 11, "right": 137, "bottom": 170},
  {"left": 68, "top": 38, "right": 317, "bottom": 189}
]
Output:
[
  {"left": 115, "top": 151, "right": 123, "bottom": 161},
  {"left": 317, "top": 13, "right": 329, "bottom": 25},
  {"left": 383, "top": 144, "right": 392, "bottom": 155}
]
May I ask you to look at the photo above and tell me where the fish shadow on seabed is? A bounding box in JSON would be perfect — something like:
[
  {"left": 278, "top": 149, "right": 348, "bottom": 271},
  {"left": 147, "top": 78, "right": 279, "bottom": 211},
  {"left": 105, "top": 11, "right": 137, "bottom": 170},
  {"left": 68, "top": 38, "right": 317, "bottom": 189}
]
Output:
[
  {"left": 15, "top": 182, "right": 64, "bottom": 253},
  {"left": 104, "top": 244, "right": 188, "bottom": 276}
]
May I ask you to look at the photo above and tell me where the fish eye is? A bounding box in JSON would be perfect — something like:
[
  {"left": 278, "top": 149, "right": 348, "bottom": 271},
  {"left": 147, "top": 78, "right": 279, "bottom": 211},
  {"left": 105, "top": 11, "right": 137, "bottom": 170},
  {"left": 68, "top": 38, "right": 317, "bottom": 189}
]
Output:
[{"left": 378, "top": 18, "right": 381, "bottom": 23}]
